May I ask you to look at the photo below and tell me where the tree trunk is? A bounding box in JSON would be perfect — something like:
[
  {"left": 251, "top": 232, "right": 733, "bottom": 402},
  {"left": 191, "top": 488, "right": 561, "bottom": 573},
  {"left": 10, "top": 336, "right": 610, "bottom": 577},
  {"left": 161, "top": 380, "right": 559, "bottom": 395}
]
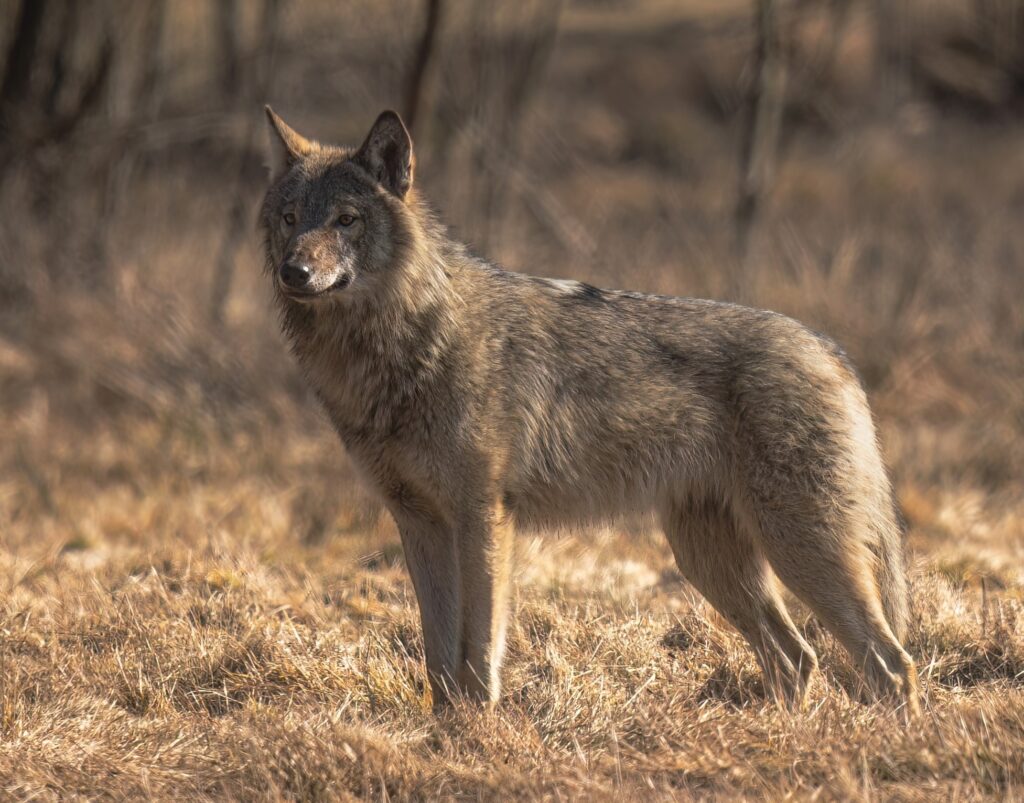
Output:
[
  {"left": 734, "top": 0, "right": 786, "bottom": 300},
  {"left": 209, "top": 0, "right": 285, "bottom": 326},
  {"left": 0, "top": 0, "right": 49, "bottom": 173},
  {"left": 404, "top": 0, "right": 444, "bottom": 138},
  {"left": 216, "top": 0, "right": 242, "bottom": 102}
]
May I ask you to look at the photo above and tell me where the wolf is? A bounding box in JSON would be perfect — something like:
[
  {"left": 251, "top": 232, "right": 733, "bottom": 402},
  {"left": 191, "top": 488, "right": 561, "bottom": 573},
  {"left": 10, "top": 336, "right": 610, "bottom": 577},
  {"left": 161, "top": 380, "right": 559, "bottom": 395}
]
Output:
[{"left": 259, "top": 107, "right": 920, "bottom": 715}]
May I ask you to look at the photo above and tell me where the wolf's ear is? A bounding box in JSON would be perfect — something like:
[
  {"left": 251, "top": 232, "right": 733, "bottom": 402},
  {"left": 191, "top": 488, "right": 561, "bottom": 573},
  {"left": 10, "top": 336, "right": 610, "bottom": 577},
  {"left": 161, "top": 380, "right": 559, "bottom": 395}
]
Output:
[
  {"left": 265, "top": 106, "right": 314, "bottom": 180},
  {"left": 354, "top": 110, "right": 413, "bottom": 199}
]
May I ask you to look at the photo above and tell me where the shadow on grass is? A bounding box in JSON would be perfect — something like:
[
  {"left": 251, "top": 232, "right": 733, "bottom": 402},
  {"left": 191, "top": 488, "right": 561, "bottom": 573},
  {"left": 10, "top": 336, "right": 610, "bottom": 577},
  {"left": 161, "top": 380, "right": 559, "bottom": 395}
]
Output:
[{"left": 926, "top": 641, "right": 1024, "bottom": 689}]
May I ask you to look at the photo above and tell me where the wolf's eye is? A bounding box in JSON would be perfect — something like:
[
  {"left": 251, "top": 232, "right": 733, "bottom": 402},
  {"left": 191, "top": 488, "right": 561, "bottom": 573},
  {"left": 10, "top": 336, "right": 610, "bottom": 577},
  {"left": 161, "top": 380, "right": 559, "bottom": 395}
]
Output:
[
  {"left": 283, "top": 212, "right": 296, "bottom": 226},
  {"left": 338, "top": 213, "right": 356, "bottom": 227}
]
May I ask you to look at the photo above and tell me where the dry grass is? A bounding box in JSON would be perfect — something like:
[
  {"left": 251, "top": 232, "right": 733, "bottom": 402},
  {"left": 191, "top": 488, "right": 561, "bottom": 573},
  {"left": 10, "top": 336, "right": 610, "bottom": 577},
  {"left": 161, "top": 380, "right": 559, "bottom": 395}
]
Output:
[
  {"left": 3, "top": 1, "right": 1024, "bottom": 799},
  {"left": 3, "top": 406, "right": 1023, "bottom": 800}
]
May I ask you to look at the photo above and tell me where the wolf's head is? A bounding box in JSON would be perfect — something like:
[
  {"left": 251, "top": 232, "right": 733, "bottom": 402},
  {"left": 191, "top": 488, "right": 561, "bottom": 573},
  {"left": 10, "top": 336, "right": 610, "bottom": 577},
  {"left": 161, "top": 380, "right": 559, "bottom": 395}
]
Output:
[{"left": 260, "top": 108, "right": 418, "bottom": 304}]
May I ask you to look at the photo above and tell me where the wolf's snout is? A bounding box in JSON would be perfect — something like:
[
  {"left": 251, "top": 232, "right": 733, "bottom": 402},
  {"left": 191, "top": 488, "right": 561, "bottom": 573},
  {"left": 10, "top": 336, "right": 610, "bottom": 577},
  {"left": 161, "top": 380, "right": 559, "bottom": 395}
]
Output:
[{"left": 279, "top": 261, "right": 311, "bottom": 290}]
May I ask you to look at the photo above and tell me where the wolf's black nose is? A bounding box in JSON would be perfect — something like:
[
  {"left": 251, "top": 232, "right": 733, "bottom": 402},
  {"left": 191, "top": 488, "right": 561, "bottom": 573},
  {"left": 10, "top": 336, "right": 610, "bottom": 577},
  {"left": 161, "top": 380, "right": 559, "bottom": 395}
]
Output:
[{"left": 280, "top": 262, "right": 311, "bottom": 289}]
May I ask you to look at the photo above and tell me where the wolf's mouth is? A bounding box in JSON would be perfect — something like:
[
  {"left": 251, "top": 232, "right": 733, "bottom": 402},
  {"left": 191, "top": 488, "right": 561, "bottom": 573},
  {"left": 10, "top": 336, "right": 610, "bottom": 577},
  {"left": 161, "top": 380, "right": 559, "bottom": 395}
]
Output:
[
  {"left": 327, "top": 274, "right": 352, "bottom": 292},
  {"left": 280, "top": 272, "right": 352, "bottom": 300}
]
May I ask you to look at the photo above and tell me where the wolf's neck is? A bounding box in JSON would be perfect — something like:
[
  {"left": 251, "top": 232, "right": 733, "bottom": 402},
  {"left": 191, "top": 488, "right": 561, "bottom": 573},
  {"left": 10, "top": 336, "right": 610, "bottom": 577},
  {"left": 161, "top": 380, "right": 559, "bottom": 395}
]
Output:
[{"left": 284, "top": 241, "right": 460, "bottom": 395}]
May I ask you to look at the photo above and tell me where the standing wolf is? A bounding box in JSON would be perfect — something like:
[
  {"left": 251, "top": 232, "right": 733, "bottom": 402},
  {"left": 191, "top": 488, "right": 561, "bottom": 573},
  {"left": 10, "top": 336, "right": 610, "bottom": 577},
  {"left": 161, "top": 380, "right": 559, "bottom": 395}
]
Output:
[{"left": 259, "top": 107, "right": 919, "bottom": 715}]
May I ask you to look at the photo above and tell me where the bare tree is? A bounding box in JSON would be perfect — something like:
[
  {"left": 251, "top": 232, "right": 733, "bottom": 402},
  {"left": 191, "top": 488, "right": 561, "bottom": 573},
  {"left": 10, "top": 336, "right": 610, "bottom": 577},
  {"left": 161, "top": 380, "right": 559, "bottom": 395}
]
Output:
[
  {"left": 135, "top": 0, "right": 168, "bottom": 117},
  {"left": 0, "top": 0, "right": 117, "bottom": 294},
  {"left": 209, "top": 0, "right": 285, "bottom": 326},
  {"left": 489, "top": 1, "right": 562, "bottom": 254},
  {"left": 0, "top": 0, "right": 49, "bottom": 118},
  {"left": 216, "top": 0, "right": 243, "bottom": 102},
  {"left": 452, "top": 0, "right": 562, "bottom": 253},
  {"left": 873, "top": 0, "right": 910, "bottom": 111},
  {"left": 43, "top": 0, "right": 79, "bottom": 116},
  {"left": 96, "top": 0, "right": 170, "bottom": 278},
  {"left": 404, "top": 0, "right": 444, "bottom": 138},
  {"left": 0, "top": 0, "right": 50, "bottom": 174},
  {"left": 0, "top": 0, "right": 114, "bottom": 177},
  {"left": 734, "top": 0, "right": 787, "bottom": 298}
]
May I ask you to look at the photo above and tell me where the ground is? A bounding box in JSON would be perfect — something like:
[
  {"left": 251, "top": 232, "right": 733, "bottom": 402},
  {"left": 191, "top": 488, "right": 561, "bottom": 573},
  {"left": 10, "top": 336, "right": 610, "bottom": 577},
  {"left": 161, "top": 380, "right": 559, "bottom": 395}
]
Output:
[{"left": 2, "top": 396, "right": 1023, "bottom": 799}]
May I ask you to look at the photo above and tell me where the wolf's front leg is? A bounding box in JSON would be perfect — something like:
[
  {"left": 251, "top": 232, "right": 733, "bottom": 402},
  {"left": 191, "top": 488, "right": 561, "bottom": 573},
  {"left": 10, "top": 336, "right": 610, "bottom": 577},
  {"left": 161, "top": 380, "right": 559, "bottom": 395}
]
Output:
[
  {"left": 457, "top": 503, "right": 515, "bottom": 705},
  {"left": 394, "top": 512, "right": 462, "bottom": 709}
]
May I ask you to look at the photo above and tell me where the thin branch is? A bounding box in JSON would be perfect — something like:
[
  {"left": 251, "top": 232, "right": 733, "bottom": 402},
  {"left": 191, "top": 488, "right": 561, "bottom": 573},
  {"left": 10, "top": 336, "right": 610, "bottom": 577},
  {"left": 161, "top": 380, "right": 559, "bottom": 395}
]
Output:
[{"left": 404, "top": 0, "right": 444, "bottom": 136}]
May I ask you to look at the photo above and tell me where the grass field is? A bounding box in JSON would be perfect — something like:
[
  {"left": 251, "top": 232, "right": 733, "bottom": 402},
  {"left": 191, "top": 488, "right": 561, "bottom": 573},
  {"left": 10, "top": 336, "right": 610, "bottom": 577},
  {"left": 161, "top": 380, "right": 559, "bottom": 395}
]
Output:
[{"left": 2, "top": 1, "right": 1024, "bottom": 799}]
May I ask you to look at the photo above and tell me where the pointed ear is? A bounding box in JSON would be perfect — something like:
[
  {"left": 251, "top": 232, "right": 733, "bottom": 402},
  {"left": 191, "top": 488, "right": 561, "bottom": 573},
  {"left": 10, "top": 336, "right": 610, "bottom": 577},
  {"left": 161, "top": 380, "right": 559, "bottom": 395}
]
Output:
[
  {"left": 354, "top": 110, "right": 413, "bottom": 198},
  {"left": 264, "top": 106, "right": 314, "bottom": 180}
]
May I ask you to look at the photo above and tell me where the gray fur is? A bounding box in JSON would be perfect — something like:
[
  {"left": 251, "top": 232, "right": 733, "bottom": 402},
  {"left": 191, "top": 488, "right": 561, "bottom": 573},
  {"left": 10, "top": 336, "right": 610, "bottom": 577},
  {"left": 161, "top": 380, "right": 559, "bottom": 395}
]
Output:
[{"left": 259, "top": 108, "right": 919, "bottom": 714}]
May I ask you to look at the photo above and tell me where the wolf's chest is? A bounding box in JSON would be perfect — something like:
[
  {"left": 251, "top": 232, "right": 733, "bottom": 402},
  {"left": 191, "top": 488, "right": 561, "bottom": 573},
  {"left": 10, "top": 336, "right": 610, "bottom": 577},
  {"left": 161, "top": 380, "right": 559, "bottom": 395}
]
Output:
[{"left": 314, "top": 368, "right": 461, "bottom": 495}]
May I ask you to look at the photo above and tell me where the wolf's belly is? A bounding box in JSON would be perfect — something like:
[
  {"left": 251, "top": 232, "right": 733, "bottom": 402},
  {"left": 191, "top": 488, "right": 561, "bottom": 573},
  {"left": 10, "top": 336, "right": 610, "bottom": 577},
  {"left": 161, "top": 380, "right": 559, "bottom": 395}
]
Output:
[{"left": 502, "top": 418, "right": 725, "bottom": 530}]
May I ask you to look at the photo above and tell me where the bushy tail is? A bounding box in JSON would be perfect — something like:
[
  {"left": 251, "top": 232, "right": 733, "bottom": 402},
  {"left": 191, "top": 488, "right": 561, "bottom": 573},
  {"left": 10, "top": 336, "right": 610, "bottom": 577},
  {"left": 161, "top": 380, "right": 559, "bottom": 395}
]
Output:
[{"left": 876, "top": 497, "right": 911, "bottom": 642}]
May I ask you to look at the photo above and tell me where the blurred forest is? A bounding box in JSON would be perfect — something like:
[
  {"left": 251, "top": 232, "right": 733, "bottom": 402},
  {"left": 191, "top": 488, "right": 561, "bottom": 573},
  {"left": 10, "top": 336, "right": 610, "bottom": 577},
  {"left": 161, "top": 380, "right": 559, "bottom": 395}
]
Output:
[
  {"left": 3, "top": 1, "right": 1024, "bottom": 797},
  {"left": 3, "top": 0, "right": 1023, "bottom": 491},
  {"left": 0, "top": 0, "right": 1022, "bottom": 389}
]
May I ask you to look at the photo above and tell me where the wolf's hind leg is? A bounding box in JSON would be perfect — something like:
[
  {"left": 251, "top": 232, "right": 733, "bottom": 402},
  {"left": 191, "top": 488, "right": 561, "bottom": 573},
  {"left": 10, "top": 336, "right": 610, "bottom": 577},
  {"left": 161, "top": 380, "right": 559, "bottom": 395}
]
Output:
[
  {"left": 661, "top": 495, "right": 818, "bottom": 707},
  {"left": 393, "top": 510, "right": 462, "bottom": 710},
  {"left": 751, "top": 501, "right": 920, "bottom": 715}
]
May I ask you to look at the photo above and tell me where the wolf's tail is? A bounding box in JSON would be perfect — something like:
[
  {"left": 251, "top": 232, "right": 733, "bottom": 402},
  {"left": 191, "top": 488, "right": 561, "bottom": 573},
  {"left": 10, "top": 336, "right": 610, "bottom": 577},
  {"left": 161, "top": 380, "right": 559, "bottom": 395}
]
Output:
[{"left": 875, "top": 495, "right": 911, "bottom": 642}]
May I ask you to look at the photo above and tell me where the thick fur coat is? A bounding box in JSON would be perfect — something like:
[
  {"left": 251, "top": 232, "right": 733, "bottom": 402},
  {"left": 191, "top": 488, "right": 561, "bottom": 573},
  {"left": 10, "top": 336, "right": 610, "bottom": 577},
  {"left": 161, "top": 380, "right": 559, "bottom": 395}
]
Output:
[{"left": 259, "top": 108, "right": 919, "bottom": 714}]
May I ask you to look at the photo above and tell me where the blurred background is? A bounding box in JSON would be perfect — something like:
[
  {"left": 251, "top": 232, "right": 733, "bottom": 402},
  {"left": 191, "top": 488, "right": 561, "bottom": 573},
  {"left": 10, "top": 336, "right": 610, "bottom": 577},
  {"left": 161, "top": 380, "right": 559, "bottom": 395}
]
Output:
[
  {"left": 5, "top": 5, "right": 1024, "bottom": 794},
  {"left": 2, "top": 0, "right": 1023, "bottom": 578}
]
